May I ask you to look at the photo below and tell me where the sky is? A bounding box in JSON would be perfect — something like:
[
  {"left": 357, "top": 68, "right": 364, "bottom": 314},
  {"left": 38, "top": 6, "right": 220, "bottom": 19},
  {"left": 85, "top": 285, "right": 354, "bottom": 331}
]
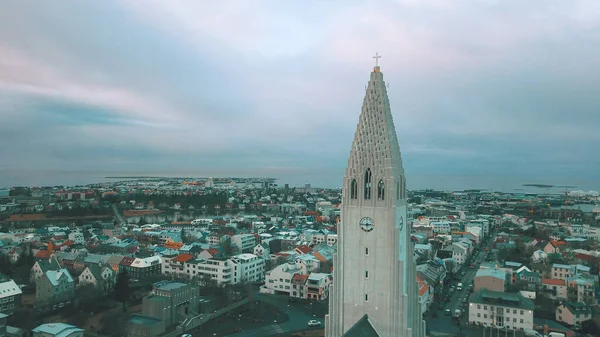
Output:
[{"left": 1, "top": 0, "right": 599, "bottom": 191}]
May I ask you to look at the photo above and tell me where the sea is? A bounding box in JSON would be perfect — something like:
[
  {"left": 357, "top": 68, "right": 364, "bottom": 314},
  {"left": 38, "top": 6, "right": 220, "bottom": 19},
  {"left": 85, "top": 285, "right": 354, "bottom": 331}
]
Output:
[{"left": 0, "top": 169, "right": 598, "bottom": 195}]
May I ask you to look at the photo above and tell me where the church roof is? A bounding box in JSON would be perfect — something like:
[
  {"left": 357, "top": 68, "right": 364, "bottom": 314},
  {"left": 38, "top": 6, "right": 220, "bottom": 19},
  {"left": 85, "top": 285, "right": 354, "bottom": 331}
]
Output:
[{"left": 342, "top": 314, "right": 380, "bottom": 337}]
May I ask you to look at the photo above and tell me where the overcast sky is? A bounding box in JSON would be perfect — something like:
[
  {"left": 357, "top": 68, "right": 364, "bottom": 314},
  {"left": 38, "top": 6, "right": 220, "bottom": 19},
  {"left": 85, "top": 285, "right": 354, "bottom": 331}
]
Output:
[{"left": 1, "top": 0, "right": 599, "bottom": 190}]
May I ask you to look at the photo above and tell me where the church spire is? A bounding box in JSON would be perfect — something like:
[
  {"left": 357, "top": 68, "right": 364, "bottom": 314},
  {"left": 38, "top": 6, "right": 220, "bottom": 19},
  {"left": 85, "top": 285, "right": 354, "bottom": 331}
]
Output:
[{"left": 325, "top": 59, "right": 424, "bottom": 337}]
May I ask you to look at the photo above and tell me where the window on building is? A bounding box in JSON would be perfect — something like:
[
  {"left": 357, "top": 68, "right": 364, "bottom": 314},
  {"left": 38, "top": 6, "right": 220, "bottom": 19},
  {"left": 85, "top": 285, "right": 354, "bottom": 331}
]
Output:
[
  {"left": 364, "top": 169, "right": 372, "bottom": 199},
  {"left": 365, "top": 294, "right": 368, "bottom": 302},
  {"left": 520, "top": 319, "right": 523, "bottom": 323},
  {"left": 477, "top": 313, "right": 481, "bottom": 317},
  {"left": 477, "top": 305, "right": 481, "bottom": 309},
  {"left": 365, "top": 247, "right": 369, "bottom": 255},
  {"left": 365, "top": 271, "right": 369, "bottom": 279},
  {"left": 377, "top": 180, "right": 385, "bottom": 200},
  {"left": 520, "top": 310, "right": 523, "bottom": 315},
  {"left": 350, "top": 179, "right": 358, "bottom": 199},
  {"left": 484, "top": 314, "right": 487, "bottom": 319},
  {"left": 396, "top": 182, "right": 400, "bottom": 200}
]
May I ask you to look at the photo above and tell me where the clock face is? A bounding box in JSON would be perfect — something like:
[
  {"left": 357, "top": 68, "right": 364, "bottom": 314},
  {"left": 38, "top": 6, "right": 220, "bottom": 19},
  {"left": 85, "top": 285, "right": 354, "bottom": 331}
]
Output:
[
  {"left": 398, "top": 216, "right": 404, "bottom": 230},
  {"left": 359, "top": 217, "right": 375, "bottom": 232}
]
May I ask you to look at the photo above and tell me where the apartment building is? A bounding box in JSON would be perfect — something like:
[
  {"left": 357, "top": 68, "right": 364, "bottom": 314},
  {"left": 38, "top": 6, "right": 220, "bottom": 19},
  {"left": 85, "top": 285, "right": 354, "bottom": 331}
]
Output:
[
  {"left": 231, "top": 234, "right": 256, "bottom": 253},
  {"left": 551, "top": 264, "right": 590, "bottom": 280},
  {"left": 161, "top": 255, "right": 234, "bottom": 285},
  {"left": 0, "top": 279, "right": 21, "bottom": 316},
  {"left": 474, "top": 268, "right": 508, "bottom": 292},
  {"left": 468, "top": 289, "right": 534, "bottom": 330},
  {"left": 229, "top": 253, "right": 265, "bottom": 284}
]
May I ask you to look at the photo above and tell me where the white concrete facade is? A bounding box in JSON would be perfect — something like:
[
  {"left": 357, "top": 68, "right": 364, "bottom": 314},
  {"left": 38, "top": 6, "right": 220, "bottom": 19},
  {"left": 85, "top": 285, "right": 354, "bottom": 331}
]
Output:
[{"left": 325, "top": 65, "right": 425, "bottom": 337}]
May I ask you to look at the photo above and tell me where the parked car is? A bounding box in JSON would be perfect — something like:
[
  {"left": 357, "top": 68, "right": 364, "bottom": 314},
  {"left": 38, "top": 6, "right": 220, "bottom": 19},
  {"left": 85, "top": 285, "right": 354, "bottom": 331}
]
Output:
[{"left": 308, "top": 320, "right": 322, "bottom": 327}]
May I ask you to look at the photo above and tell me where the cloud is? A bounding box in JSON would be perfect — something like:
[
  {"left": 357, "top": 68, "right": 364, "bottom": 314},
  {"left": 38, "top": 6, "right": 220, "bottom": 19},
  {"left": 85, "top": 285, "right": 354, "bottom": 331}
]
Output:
[{"left": 0, "top": 0, "right": 599, "bottom": 190}]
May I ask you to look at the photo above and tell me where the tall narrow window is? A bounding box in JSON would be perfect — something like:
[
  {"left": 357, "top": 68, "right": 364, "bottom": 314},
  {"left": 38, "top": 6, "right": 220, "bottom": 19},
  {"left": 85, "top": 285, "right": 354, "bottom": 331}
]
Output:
[
  {"left": 364, "top": 168, "right": 372, "bottom": 200},
  {"left": 350, "top": 179, "right": 358, "bottom": 199},
  {"left": 365, "top": 271, "right": 369, "bottom": 278},
  {"left": 365, "top": 247, "right": 369, "bottom": 255},
  {"left": 396, "top": 181, "right": 400, "bottom": 200},
  {"left": 365, "top": 294, "right": 368, "bottom": 302},
  {"left": 377, "top": 180, "right": 385, "bottom": 200}
]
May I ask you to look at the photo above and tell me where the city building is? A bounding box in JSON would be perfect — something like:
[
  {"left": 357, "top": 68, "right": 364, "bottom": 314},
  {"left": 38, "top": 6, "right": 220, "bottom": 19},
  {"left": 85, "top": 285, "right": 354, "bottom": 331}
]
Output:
[
  {"left": 36, "top": 269, "right": 75, "bottom": 306},
  {"left": 555, "top": 301, "right": 592, "bottom": 327},
  {"left": 468, "top": 289, "right": 535, "bottom": 330},
  {"left": 127, "top": 281, "right": 200, "bottom": 336},
  {"left": 0, "top": 279, "right": 21, "bottom": 316},
  {"left": 325, "top": 60, "right": 425, "bottom": 337},
  {"left": 474, "top": 268, "right": 508, "bottom": 292},
  {"left": 77, "top": 264, "right": 115, "bottom": 294},
  {"left": 32, "top": 323, "right": 84, "bottom": 337},
  {"left": 231, "top": 234, "right": 256, "bottom": 253},
  {"left": 129, "top": 255, "right": 162, "bottom": 280},
  {"left": 229, "top": 253, "right": 265, "bottom": 284}
]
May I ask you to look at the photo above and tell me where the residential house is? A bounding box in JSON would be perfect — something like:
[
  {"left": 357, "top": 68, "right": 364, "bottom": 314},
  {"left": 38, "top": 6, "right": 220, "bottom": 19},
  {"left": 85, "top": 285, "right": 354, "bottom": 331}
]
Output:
[
  {"left": 556, "top": 301, "right": 592, "bottom": 327},
  {"left": 468, "top": 289, "right": 535, "bottom": 330},
  {"left": 36, "top": 269, "right": 75, "bottom": 306},
  {"left": 474, "top": 268, "right": 508, "bottom": 292},
  {"left": 305, "top": 273, "right": 331, "bottom": 301},
  {"left": 566, "top": 277, "right": 596, "bottom": 304},
  {"left": 416, "top": 259, "right": 447, "bottom": 294},
  {"left": 531, "top": 250, "right": 548, "bottom": 264},
  {"left": 130, "top": 256, "right": 162, "bottom": 280},
  {"left": 30, "top": 257, "right": 61, "bottom": 283},
  {"left": 544, "top": 240, "right": 566, "bottom": 254},
  {"left": 541, "top": 278, "right": 567, "bottom": 300},
  {"left": 253, "top": 242, "right": 270, "bottom": 258},
  {"left": 0, "top": 279, "right": 22, "bottom": 316},
  {"left": 106, "top": 255, "right": 125, "bottom": 273},
  {"left": 290, "top": 274, "right": 309, "bottom": 300},
  {"left": 516, "top": 269, "right": 541, "bottom": 290},
  {"left": 551, "top": 264, "right": 590, "bottom": 281},
  {"left": 78, "top": 264, "right": 115, "bottom": 294},
  {"left": 32, "top": 323, "right": 84, "bottom": 337},
  {"left": 417, "top": 276, "right": 431, "bottom": 316},
  {"left": 261, "top": 262, "right": 301, "bottom": 295}
]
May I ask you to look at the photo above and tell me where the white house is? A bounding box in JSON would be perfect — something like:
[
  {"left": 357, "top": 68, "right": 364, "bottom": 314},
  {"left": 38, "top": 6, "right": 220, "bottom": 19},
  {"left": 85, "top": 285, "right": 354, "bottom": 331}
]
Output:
[
  {"left": 229, "top": 253, "right": 265, "bottom": 284},
  {"left": 261, "top": 262, "right": 301, "bottom": 295},
  {"left": 78, "top": 265, "right": 115, "bottom": 293},
  {"left": 468, "top": 289, "right": 535, "bottom": 330},
  {"left": 231, "top": 234, "right": 256, "bottom": 253},
  {"left": 253, "top": 242, "right": 271, "bottom": 258}
]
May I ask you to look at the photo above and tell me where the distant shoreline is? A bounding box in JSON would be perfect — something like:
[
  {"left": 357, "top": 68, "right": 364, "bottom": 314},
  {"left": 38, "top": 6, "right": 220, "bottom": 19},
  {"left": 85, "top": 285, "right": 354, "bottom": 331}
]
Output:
[{"left": 105, "top": 176, "right": 169, "bottom": 179}]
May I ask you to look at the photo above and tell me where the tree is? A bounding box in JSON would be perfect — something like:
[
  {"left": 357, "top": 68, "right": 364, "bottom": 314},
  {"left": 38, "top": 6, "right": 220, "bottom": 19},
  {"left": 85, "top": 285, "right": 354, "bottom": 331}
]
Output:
[
  {"left": 318, "top": 260, "right": 333, "bottom": 274},
  {"left": 100, "top": 310, "right": 127, "bottom": 336},
  {"left": 0, "top": 254, "right": 13, "bottom": 276},
  {"left": 220, "top": 236, "right": 232, "bottom": 254},
  {"left": 76, "top": 283, "right": 102, "bottom": 311},
  {"left": 114, "top": 270, "right": 130, "bottom": 308}
]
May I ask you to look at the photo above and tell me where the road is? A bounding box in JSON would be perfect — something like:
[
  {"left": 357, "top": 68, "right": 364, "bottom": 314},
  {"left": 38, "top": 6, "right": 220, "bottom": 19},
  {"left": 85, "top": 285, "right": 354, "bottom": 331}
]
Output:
[
  {"left": 426, "top": 235, "right": 496, "bottom": 337},
  {"left": 111, "top": 203, "right": 126, "bottom": 225},
  {"left": 224, "top": 294, "right": 326, "bottom": 337}
]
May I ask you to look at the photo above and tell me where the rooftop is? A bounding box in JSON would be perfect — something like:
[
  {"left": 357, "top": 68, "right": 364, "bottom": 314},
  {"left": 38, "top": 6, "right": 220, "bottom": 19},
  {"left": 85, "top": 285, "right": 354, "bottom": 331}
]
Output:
[
  {"left": 128, "top": 314, "right": 163, "bottom": 326},
  {"left": 469, "top": 289, "right": 535, "bottom": 310},
  {"left": 32, "top": 323, "right": 84, "bottom": 336},
  {"left": 155, "top": 281, "right": 188, "bottom": 291}
]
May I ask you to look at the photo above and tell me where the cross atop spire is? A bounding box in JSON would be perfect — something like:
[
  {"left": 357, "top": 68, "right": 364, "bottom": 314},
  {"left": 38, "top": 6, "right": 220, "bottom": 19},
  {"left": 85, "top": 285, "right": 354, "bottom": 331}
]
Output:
[{"left": 373, "top": 52, "right": 382, "bottom": 67}]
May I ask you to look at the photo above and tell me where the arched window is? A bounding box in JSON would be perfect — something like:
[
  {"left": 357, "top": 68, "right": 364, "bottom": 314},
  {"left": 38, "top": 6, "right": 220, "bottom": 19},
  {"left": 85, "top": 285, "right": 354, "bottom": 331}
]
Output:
[
  {"left": 350, "top": 179, "right": 358, "bottom": 199},
  {"left": 377, "top": 180, "right": 385, "bottom": 200},
  {"left": 364, "top": 169, "right": 372, "bottom": 200}
]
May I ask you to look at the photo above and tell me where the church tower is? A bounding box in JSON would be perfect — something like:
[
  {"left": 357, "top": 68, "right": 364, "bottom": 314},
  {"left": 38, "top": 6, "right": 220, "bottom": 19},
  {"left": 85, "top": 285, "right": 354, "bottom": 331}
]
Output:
[{"left": 325, "top": 56, "right": 426, "bottom": 337}]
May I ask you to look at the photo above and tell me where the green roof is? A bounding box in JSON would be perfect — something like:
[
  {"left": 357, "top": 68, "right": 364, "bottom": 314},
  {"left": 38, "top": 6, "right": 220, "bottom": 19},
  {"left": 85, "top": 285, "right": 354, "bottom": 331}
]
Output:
[
  {"left": 342, "top": 314, "right": 380, "bottom": 337},
  {"left": 470, "top": 289, "right": 535, "bottom": 310}
]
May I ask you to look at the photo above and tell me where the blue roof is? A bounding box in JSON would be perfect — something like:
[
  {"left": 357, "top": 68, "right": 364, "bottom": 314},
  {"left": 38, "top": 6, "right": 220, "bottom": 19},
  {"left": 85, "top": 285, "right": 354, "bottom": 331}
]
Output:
[
  {"left": 476, "top": 268, "right": 507, "bottom": 280},
  {"left": 32, "top": 323, "right": 84, "bottom": 336}
]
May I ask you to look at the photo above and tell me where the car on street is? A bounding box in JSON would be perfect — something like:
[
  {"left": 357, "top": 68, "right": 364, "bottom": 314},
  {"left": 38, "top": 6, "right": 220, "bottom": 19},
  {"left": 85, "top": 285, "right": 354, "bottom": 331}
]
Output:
[
  {"left": 181, "top": 334, "right": 192, "bottom": 337},
  {"left": 444, "top": 309, "right": 451, "bottom": 316},
  {"left": 308, "top": 320, "right": 322, "bottom": 327}
]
